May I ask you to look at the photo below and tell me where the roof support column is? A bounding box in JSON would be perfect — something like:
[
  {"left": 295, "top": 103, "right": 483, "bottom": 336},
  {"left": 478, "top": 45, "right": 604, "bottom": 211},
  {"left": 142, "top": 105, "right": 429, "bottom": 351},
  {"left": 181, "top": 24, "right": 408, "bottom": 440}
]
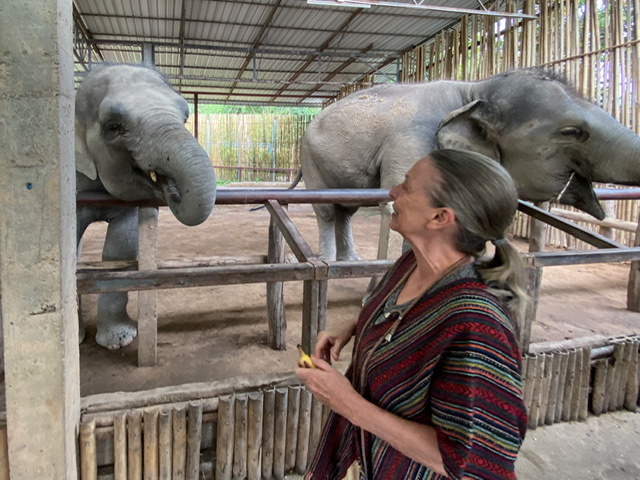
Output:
[{"left": 0, "top": 0, "right": 80, "bottom": 478}]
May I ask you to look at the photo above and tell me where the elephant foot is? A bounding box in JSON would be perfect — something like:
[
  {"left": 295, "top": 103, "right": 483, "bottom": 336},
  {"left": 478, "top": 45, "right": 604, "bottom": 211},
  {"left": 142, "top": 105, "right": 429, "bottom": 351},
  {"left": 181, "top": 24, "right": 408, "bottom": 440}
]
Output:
[{"left": 96, "top": 319, "right": 137, "bottom": 350}]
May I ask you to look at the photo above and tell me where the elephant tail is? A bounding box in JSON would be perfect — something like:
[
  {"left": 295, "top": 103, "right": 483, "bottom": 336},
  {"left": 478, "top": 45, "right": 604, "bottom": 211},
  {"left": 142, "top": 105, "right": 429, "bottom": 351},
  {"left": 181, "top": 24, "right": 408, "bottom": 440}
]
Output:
[
  {"left": 248, "top": 169, "right": 303, "bottom": 212},
  {"left": 288, "top": 169, "right": 303, "bottom": 189}
]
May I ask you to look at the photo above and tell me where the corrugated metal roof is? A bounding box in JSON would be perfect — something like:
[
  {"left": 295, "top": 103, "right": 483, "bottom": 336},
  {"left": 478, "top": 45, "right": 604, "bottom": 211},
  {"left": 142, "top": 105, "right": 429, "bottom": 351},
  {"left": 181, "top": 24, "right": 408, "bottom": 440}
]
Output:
[{"left": 73, "top": 0, "right": 528, "bottom": 107}]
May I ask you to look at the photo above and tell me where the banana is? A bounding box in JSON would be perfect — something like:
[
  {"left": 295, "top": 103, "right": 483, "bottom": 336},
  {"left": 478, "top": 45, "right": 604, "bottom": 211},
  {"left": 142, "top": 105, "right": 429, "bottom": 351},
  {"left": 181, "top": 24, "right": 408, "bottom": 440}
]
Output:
[{"left": 297, "top": 344, "right": 316, "bottom": 368}]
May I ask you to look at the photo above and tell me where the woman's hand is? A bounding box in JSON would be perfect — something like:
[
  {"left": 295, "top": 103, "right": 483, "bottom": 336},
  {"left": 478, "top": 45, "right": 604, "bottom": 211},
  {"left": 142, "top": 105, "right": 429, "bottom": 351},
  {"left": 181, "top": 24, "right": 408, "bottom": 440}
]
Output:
[
  {"left": 315, "top": 320, "right": 356, "bottom": 363},
  {"left": 296, "top": 357, "right": 360, "bottom": 419}
]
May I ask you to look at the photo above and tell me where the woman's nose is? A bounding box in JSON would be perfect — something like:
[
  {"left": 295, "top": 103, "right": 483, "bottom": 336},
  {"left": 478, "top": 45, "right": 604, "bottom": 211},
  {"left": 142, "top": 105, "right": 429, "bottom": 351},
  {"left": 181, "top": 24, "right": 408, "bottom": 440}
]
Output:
[{"left": 389, "top": 184, "right": 400, "bottom": 200}]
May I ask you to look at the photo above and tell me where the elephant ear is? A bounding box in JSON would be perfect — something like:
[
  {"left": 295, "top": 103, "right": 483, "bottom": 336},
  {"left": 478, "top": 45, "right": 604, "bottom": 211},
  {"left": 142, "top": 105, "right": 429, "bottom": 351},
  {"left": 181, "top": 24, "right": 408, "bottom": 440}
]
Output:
[
  {"left": 436, "top": 99, "right": 501, "bottom": 161},
  {"left": 75, "top": 118, "right": 98, "bottom": 180}
]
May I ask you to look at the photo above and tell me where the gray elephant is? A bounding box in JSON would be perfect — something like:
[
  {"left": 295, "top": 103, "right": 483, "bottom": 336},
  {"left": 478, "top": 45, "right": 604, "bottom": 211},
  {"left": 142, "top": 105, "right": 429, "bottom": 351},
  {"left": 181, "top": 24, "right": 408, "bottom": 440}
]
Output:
[
  {"left": 300, "top": 69, "right": 640, "bottom": 261},
  {"left": 75, "top": 64, "right": 216, "bottom": 349}
]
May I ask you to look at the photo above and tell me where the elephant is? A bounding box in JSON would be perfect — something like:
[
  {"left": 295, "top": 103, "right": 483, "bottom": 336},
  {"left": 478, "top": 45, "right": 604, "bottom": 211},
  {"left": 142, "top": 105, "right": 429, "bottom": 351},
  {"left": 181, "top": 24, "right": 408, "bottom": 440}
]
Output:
[
  {"left": 75, "top": 64, "right": 217, "bottom": 349},
  {"left": 299, "top": 68, "right": 640, "bottom": 261}
]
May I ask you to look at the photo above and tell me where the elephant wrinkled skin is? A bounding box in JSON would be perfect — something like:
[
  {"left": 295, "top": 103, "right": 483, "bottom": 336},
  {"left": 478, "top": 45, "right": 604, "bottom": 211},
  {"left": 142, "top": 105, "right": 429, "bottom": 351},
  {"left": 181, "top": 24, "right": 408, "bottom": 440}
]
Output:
[
  {"left": 75, "top": 64, "right": 216, "bottom": 349},
  {"left": 300, "top": 69, "right": 640, "bottom": 261}
]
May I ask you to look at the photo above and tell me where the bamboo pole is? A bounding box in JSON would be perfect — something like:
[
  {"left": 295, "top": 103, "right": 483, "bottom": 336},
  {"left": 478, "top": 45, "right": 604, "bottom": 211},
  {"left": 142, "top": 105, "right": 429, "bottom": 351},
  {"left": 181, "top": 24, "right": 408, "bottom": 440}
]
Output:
[
  {"left": 578, "top": 347, "right": 591, "bottom": 421},
  {"left": 262, "top": 388, "right": 276, "bottom": 480},
  {"left": 186, "top": 402, "right": 203, "bottom": 480},
  {"left": 232, "top": 394, "right": 248, "bottom": 480},
  {"left": 285, "top": 386, "right": 302, "bottom": 472},
  {"left": 172, "top": 406, "right": 187, "bottom": 480},
  {"left": 216, "top": 396, "right": 235, "bottom": 480},
  {"left": 592, "top": 358, "right": 609, "bottom": 415},
  {"left": 561, "top": 349, "right": 577, "bottom": 421},
  {"left": 128, "top": 412, "right": 143, "bottom": 480},
  {"left": 522, "top": 355, "right": 538, "bottom": 415},
  {"left": 528, "top": 353, "right": 544, "bottom": 429},
  {"left": 273, "top": 387, "right": 289, "bottom": 480},
  {"left": 80, "top": 420, "right": 97, "bottom": 480},
  {"left": 308, "top": 395, "right": 325, "bottom": 463},
  {"left": 143, "top": 410, "right": 159, "bottom": 480},
  {"left": 158, "top": 410, "right": 173, "bottom": 480},
  {"left": 114, "top": 413, "right": 127, "bottom": 480},
  {"left": 569, "top": 348, "right": 584, "bottom": 421},
  {"left": 624, "top": 338, "right": 639, "bottom": 412},
  {"left": 247, "top": 392, "right": 264, "bottom": 480},
  {"left": 296, "top": 388, "right": 313, "bottom": 474},
  {"left": 545, "top": 353, "right": 562, "bottom": 425},
  {"left": 538, "top": 352, "right": 554, "bottom": 426},
  {"left": 554, "top": 352, "right": 569, "bottom": 422}
]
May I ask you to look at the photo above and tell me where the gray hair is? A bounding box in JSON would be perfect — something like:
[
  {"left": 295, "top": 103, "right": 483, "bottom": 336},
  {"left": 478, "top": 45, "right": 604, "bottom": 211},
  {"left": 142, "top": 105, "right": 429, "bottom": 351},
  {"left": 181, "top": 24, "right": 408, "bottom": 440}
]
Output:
[{"left": 427, "top": 149, "right": 528, "bottom": 327}]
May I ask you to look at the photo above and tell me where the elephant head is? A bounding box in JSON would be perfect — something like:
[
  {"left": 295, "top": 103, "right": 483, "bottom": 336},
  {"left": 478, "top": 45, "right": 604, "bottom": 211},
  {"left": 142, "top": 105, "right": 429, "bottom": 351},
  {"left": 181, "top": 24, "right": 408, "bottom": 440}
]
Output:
[
  {"left": 436, "top": 69, "right": 640, "bottom": 220},
  {"left": 75, "top": 64, "right": 216, "bottom": 226}
]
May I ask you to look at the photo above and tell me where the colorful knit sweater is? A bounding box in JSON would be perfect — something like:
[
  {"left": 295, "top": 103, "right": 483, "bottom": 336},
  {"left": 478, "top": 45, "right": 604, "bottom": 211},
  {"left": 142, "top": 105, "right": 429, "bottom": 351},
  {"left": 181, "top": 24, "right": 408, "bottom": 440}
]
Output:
[{"left": 305, "top": 250, "right": 527, "bottom": 480}]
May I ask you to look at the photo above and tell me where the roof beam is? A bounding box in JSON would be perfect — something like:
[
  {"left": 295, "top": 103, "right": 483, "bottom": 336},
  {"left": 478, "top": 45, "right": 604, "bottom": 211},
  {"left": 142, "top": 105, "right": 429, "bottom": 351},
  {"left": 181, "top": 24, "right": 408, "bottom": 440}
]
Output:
[
  {"left": 225, "top": 0, "right": 284, "bottom": 101},
  {"left": 269, "top": 9, "right": 365, "bottom": 102},
  {"left": 297, "top": 43, "right": 375, "bottom": 103}
]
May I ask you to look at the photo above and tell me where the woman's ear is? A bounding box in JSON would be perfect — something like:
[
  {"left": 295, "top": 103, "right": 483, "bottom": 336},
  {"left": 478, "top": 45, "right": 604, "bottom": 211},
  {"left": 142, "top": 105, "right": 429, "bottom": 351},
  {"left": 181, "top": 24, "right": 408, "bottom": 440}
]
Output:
[{"left": 426, "top": 207, "right": 456, "bottom": 230}]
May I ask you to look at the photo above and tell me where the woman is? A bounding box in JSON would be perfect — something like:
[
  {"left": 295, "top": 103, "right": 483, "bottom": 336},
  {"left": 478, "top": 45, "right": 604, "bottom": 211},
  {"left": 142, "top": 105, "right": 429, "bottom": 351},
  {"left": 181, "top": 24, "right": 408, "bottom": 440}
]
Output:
[{"left": 296, "top": 149, "right": 528, "bottom": 480}]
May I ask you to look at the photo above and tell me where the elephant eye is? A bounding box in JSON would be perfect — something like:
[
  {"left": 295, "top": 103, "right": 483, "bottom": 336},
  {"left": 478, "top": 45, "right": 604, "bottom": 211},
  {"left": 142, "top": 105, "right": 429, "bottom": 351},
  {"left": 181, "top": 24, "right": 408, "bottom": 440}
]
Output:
[{"left": 560, "top": 127, "right": 589, "bottom": 142}]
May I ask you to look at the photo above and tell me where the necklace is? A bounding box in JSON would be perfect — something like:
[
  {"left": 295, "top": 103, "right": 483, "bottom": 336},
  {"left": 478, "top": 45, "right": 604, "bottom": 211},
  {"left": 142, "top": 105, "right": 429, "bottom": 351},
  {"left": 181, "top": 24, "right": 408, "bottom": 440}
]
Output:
[{"left": 372, "top": 255, "right": 473, "bottom": 332}]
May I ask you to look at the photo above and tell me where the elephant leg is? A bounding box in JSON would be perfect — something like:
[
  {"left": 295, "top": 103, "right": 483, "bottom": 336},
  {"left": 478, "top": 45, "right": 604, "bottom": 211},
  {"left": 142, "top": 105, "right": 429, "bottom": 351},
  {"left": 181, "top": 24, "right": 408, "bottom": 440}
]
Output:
[
  {"left": 335, "top": 205, "right": 361, "bottom": 261},
  {"left": 312, "top": 203, "right": 337, "bottom": 261},
  {"left": 96, "top": 208, "right": 139, "bottom": 349}
]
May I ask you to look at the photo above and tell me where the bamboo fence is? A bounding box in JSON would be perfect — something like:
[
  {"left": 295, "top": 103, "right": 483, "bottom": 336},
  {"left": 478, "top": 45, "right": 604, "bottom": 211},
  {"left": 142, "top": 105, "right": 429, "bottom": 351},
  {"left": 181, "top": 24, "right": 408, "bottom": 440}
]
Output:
[
  {"left": 185, "top": 114, "right": 314, "bottom": 184},
  {"left": 72, "top": 333, "right": 640, "bottom": 479}
]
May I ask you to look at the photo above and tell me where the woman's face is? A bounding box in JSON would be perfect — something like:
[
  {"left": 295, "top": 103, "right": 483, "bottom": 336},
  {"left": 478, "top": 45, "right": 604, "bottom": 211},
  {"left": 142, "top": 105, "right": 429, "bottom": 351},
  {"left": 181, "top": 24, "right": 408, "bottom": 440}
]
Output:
[{"left": 389, "top": 157, "right": 441, "bottom": 237}]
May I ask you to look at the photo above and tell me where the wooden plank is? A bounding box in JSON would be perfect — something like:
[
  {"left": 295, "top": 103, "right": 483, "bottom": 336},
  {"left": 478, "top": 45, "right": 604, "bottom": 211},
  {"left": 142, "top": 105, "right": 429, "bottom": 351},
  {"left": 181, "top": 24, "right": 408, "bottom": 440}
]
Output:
[
  {"left": 518, "top": 201, "right": 625, "bottom": 249},
  {"left": 265, "top": 199, "right": 317, "bottom": 262},
  {"left": 77, "top": 262, "right": 316, "bottom": 294},
  {"left": 138, "top": 207, "right": 159, "bottom": 367},
  {"left": 592, "top": 359, "right": 609, "bottom": 415},
  {"left": 267, "top": 215, "right": 287, "bottom": 350}
]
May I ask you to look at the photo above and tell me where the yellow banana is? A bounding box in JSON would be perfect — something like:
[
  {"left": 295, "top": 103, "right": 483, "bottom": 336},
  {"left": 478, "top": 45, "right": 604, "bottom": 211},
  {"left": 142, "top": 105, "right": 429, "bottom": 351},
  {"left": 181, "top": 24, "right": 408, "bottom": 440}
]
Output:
[{"left": 297, "top": 344, "right": 316, "bottom": 368}]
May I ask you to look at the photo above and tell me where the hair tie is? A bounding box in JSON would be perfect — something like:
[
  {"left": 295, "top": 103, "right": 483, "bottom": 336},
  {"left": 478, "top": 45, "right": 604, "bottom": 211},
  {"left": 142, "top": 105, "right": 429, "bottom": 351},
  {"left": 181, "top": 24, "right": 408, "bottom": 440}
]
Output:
[{"left": 492, "top": 237, "right": 509, "bottom": 246}]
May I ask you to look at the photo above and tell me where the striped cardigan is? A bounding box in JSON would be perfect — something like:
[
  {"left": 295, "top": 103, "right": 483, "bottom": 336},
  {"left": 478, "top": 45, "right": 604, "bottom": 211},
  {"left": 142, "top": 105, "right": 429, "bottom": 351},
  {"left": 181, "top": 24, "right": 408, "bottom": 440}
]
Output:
[{"left": 305, "top": 250, "right": 527, "bottom": 480}]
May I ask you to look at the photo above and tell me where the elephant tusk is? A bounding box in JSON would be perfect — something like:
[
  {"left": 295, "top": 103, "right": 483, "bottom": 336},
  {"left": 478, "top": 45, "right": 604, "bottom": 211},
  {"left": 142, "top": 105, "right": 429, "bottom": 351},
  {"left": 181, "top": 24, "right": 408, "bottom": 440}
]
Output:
[{"left": 149, "top": 170, "right": 158, "bottom": 183}]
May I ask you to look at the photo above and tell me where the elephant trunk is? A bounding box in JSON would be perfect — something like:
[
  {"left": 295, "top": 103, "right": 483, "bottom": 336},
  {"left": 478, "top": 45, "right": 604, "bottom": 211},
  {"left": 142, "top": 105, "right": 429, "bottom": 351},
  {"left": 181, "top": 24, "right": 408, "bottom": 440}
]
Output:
[
  {"left": 582, "top": 110, "right": 640, "bottom": 186},
  {"left": 138, "top": 125, "right": 217, "bottom": 226}
]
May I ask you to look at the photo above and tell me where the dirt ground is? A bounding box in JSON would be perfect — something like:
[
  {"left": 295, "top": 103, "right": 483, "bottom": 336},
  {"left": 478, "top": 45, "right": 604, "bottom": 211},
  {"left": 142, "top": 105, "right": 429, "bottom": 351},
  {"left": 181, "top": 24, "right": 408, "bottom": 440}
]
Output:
[{"left": 78, "top": 195, "right": 640, "bottom": 398}]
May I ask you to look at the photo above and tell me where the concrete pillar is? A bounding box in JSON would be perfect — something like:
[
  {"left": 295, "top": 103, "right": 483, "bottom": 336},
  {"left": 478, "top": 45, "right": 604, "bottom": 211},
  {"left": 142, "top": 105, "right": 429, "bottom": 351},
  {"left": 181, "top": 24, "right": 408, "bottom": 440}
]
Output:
[{"left": 0, "top": 0, "right": 80, "bottom": 478}]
